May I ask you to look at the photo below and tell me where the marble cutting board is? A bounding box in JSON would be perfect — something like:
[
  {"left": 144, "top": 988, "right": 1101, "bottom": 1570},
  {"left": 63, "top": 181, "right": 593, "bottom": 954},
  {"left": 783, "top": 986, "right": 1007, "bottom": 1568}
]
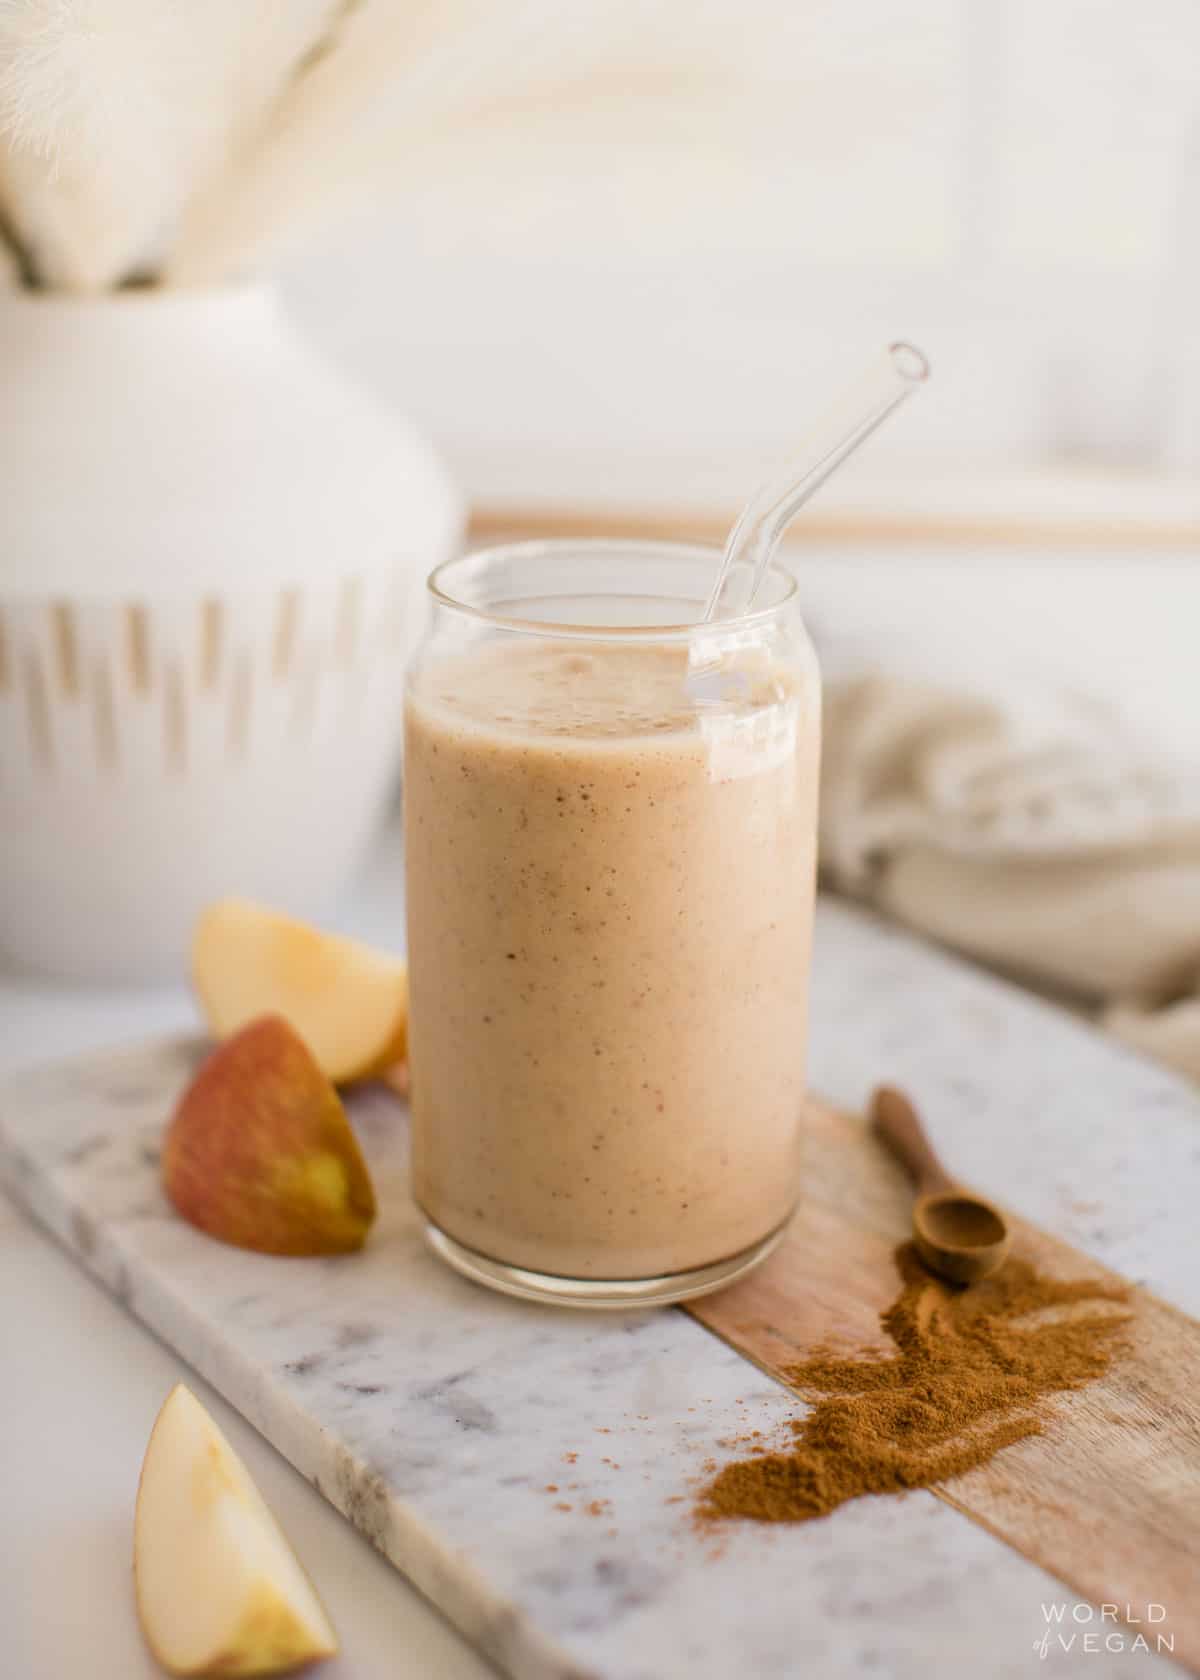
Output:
[{"left": 2, "top": 900, "right": 1199, "bottom": 1680}]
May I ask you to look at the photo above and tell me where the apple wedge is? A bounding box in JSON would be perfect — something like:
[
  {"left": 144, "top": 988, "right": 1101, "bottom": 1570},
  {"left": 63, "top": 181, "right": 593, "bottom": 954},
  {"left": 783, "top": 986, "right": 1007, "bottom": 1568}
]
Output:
[
  {"left": 163, "top": 1016, "right": 376, "bottom": 1256},
  {"left": 135, "top": 1383, "right": 337, "bottom": 1677},
  {"left": 193, "top": 899, "right": 407, "bottom": 1084}
]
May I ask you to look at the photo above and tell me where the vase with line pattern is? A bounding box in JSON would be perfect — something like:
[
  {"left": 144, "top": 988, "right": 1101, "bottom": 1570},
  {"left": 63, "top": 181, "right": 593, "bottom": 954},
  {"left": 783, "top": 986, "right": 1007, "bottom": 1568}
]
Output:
[{"left": 0, "top": 285, "right": 462, "bottom": 979}]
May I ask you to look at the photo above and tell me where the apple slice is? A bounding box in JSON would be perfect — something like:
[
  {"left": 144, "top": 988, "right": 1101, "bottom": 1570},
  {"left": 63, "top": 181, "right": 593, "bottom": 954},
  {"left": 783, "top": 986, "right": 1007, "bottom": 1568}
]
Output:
[
  {"left": 192, "top": 899, "right": 408, "bottom": 1084},
  {"left": 163, "top": 1016, "right": 376, "bottom": 1256},
  {"left": 135, "top": 1383, "right": 337, "bottom": 1676}
]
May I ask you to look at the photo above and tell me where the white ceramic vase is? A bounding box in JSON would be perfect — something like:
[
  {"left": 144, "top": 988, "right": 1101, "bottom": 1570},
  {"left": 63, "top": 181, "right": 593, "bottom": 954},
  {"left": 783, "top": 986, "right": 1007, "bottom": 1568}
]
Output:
[{"left": 0, "top": 286, "right": 462, "bottom": 980}]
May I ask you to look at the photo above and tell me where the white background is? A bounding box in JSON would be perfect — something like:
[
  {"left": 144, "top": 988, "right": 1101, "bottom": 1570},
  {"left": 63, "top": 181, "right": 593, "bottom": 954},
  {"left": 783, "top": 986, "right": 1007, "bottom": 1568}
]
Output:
[{"left": 279, "top": 0, "right": 1200, "bottom": 508}]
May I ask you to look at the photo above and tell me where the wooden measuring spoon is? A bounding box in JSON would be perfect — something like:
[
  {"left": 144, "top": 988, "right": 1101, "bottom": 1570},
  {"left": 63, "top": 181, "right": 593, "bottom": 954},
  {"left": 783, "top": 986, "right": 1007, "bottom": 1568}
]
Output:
[{"left": 870, "top": 1085, "right": 1011, "bottom": 1284}]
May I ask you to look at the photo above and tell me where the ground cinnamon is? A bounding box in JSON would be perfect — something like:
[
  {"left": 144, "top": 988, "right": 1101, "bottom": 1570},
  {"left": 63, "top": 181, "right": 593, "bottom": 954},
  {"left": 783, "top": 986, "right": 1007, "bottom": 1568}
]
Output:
[{"left": 698, "top": 1243, "right": 1131, "bottom": 1525}]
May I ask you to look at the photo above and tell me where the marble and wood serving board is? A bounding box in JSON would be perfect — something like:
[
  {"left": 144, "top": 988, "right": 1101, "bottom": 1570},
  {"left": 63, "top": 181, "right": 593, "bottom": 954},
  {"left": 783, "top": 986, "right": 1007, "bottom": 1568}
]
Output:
[{"left": 3, "top": 901, "right": 1200, "bottom": 1680}]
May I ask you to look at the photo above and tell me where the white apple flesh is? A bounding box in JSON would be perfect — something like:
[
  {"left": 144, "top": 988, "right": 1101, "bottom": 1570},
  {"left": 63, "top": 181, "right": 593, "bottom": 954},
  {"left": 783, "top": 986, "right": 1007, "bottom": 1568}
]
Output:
[
  {"left": 134, "top": 1385, "right": 337, "bottom": 1677},
  {"left": 192, "top": 898, "right": 408, "bottom": 1084}
]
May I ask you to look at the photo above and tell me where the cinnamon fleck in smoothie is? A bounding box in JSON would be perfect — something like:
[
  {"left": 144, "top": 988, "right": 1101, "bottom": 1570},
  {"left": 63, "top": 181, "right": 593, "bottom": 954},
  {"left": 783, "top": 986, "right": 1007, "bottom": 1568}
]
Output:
[{"left": 404, "top": 632, "right": 820, "bottom": 1287}]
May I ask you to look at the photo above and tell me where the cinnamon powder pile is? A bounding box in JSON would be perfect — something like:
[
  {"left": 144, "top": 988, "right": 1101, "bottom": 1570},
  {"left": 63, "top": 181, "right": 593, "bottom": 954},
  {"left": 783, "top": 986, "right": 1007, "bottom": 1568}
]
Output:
[{"left": 698, "top": 1244, "right": 1131, "bottom": 1525}]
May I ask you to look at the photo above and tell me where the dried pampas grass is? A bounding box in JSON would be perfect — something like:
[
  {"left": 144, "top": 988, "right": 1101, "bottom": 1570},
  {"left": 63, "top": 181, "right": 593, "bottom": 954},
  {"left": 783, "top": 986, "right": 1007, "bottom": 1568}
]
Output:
[
  {"left": 168, "top": 0, "right": 712, "bottom": 283},
  {"left": 0, "top": 0, "right": 731, "bottom": 290},
  {"left": 0, "top": 0, "right": 344, "bottom": 287}
]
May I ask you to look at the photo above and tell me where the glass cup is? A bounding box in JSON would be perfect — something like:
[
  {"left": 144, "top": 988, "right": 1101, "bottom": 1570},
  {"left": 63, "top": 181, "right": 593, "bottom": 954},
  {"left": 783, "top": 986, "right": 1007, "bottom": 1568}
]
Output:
[{"left": 403, "top": 541, "right": 821, "bottom": 1306}]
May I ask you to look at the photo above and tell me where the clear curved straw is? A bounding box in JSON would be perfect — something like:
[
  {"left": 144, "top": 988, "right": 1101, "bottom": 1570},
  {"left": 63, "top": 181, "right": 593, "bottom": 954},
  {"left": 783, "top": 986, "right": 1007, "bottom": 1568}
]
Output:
[{"left": 704, "top": 341, "right": 930, "bottom": 621}]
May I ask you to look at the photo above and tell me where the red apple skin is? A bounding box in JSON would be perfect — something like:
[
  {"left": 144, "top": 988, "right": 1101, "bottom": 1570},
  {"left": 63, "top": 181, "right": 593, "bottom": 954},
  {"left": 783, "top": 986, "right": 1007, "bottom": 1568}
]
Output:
[{"left": 163, "top": 1016, "right": 377, "bottom": 1256}]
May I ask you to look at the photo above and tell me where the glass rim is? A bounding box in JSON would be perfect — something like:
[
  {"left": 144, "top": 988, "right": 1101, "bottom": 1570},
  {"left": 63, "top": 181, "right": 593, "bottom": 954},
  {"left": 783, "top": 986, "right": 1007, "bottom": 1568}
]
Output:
[{"left": 426, "top": 539, "right": 799, "bottom": 640}]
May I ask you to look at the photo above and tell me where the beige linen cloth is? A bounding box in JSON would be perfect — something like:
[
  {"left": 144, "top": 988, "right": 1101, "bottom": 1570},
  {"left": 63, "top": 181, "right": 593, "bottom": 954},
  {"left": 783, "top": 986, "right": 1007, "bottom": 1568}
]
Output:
[{"left": 819, "top": 643, "right": 1200, "bottom": 1083}]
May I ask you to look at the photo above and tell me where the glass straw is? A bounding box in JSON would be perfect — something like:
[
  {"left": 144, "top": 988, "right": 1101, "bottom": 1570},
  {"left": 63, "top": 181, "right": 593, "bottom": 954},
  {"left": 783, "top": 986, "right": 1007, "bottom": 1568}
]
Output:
[{"left": 704, "top": 342, "right": 930, "bottom": 621}]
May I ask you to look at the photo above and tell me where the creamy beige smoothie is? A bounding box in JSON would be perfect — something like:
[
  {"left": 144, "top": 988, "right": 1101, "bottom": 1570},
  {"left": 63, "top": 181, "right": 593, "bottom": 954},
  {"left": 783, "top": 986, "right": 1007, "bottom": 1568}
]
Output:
[{"left": 404, "top": 636, "right": 819, "bottom": 1282}]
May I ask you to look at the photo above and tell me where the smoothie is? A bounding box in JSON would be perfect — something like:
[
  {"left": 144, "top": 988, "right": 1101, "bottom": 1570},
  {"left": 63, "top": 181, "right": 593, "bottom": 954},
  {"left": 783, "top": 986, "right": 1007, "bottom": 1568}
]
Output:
[{"left": 403, "top": 636, "right": 819, "bottom": 1282}]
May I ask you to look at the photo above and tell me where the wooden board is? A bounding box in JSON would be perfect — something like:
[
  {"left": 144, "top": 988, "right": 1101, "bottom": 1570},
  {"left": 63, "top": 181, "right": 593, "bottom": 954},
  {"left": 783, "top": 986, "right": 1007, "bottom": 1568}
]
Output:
[
  {"left": 689, "top": 1099, "right": 1200, "bottom": 1670},
  {"left": 468, "top": 499, "right": 1200, "bottom": 551}
]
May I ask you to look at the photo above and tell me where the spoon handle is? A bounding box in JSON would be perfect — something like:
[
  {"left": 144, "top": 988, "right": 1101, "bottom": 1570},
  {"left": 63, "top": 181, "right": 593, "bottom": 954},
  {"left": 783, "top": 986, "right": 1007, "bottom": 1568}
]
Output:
[{"left": 870, "top": 1086, "right": 957, "bottom": 1196}]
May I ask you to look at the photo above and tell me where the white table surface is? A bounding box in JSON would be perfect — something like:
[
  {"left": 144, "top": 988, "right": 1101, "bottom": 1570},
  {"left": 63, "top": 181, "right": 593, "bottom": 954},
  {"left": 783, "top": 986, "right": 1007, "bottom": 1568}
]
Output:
[{"left": 1, "top": 821, "right": 491, "bottom": 1680}]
